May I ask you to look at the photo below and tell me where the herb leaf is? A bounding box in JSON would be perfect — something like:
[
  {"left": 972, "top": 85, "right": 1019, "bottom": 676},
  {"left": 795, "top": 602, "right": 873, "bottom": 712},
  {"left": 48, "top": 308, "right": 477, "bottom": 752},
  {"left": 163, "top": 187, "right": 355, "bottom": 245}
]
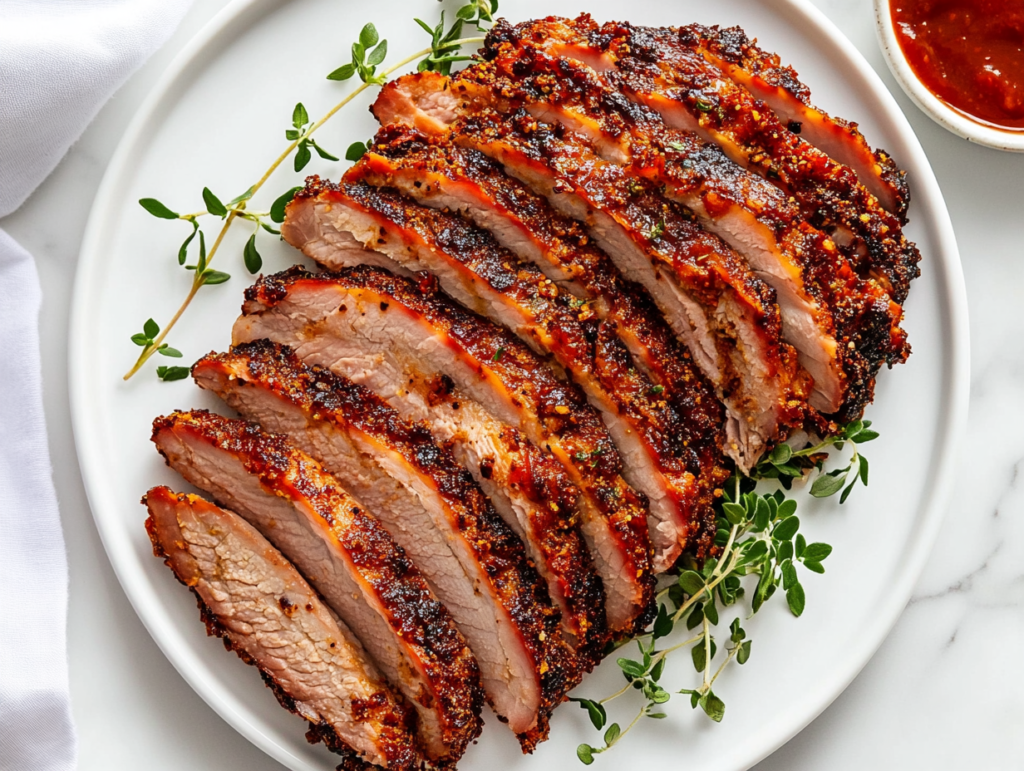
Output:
[
  {"left": 294, "top": 142, "right": 312, "bottom": 172},
  {"left": 810, "top": 470, "right": 847, "bottom": 498},
  {"left": 570, "top": 698, "right": 607, "bottom": 730},
  {"left": 139, "top": 198, "right": 179, "bottom": 219},
  {"left": 786, "top": 581, "right": 806, "bottom": 617},
  {"left": 367, "top": 40, "right": 388, "bottom": 66},
  {"left": 346, "top": 141, "right": 370, "bottom": 162},
  {"left": 271, "top": 187, "right": 302, "bottom": 223},
  {"left": 700, "top": 691, "right": 725, "bottom": 722},
  {"left": 178, "top": 219, "right": 199, "bottom": 265},
  {"left": 202, "top": 187, "right": 228, "bottom": 218},
  {"left": 156, "top": 365, "right": 190, "bottom": 382},
  {"left": 243, "top": 233, "right": 262, "bottom": 274},
  {"left": 326, "top": 62, "right": 357, "bottom": 81},
  {"left": 200, "top": 269, "right": 231, "bottom": 286},
  {"left": 311, "top": 140, "right": 340, "bottom": 161}
]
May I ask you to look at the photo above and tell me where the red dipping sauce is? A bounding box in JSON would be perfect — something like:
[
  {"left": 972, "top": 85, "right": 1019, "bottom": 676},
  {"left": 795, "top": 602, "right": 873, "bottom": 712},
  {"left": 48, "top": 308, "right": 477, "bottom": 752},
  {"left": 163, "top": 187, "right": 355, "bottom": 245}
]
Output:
[{"left": 892, "top": 0, "right": 1024, "bottom": 130}]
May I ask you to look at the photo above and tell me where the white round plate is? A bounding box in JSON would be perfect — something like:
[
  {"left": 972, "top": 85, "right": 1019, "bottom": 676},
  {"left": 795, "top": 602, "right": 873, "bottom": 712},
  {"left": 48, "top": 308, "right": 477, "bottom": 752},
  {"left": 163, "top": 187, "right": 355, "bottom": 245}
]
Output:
[{"left": 70, "top": 1, "right": 968, "bottom": 769}]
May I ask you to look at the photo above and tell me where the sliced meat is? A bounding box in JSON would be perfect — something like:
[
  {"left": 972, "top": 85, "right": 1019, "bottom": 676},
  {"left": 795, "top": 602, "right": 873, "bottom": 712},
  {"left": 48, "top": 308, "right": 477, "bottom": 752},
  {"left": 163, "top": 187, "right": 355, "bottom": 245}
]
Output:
[
  {"left": 222, "top": 258, "right": 602, "bottom": 653},
  {"left": 381, "top": 48, "right": 907, "bottom": 419},
  {"left": 454, "top": 44, "right": 909, "bottom": 417},
  {"left": 353, "top": 125, "right": 803, "bottom": 472},
  {"left": 374, "top": 69, "right": 843, "bottom": 415},
  {"left": 150, "top": 410, "right": 482, "bottom": 763},
  {"left": 232, "top": 266, "right": 656, "bottom": 635},
  {"left": 284, "top": 175, "right": 701, "bottom": 573},
  {"left": 192, "top": 342, "right": 583, "bottom": 745},
  {"left": 494, "top": 15, "right": 920, "bottom": 305},
  {"left": 143, "top": 486, "right": 421, "bottom": 771},
  {"left": 194, "top": 341, "right": 604, "bottom": 667},
  {"left": 685, "top": 23, "right": 911, "bottom": 221}
]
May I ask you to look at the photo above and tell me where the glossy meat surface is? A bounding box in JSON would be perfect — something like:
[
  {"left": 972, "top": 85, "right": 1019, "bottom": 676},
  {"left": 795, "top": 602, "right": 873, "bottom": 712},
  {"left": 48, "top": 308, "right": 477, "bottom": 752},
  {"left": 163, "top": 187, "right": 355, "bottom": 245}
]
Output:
[
  {"left": 685, "top": 23, "right": 911, "bottom": 221},
  {"left": 193, "top": 342, "right": 582, "bottom": 744},
  {"left": 234, "top": 265, "right": 657, "bottom": 634},
  {"left": 492, "top": 15, "right": 920, "bottom": 305},
  {"left": 144, "top": 486, "right": 421, "bottom": 771},
  {"left": 353, "top": 124, "right": 806, "bottom": 472},
  {"left": 151, "top": 410, "right": 482, "bottom": 762},
  {"left": 402, "top": 43, "right": 909, "bottom": 420},
  {"left": 290, "top": 174, "right": 700, "bottom": 573}
]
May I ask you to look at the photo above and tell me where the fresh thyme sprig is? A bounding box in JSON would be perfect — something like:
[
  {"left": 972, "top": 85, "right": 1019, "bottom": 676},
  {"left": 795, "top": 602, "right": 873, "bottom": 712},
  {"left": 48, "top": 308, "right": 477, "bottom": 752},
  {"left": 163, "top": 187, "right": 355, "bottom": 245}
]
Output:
[
  {"left": 415, "top": 0, "right": 498, "bottom": 75},
  {"left": 570, "top": 423, "right": 876, "bottom": 764},
  {"left": 754, "top": 419, "right": 878, "bottom": 501},
  {"left": 125, "top": 2, "right": 496, "bottom": 380}
]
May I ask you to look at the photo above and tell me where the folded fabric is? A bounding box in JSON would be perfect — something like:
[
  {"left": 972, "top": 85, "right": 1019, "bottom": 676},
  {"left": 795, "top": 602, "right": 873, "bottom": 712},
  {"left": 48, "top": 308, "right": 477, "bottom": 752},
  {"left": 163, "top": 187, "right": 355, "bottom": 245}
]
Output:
[
  {"left": 0, "top": 0, "right": 194, "bottom": 218},
  {"left": 0, "top": 2, "right": 193, "bottom": 769}
]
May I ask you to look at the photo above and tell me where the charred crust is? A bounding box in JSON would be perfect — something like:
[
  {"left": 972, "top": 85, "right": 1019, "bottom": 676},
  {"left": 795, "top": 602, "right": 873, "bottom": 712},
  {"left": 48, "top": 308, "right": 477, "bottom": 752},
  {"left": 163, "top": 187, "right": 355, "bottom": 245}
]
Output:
[
  {"left": 143, "top": 497, "right": 421, "bottom": 770},
  {"left": 149, "top": 410, "right": 484, "bottom": 760},
  {"left": 246, "top": 265, "right": 658, "bottom": 634},
  {"left": 206, "top": 340, "right": 597, "bottom": 694},
  {"left": 450, "top": 26, "right": 910, "bottom": 428},
  {"left": 687, "top": 23, "right": 911, "bottom": 221},
  {"left": 354, "top": 122, "right": 749, "bottom": 558}
]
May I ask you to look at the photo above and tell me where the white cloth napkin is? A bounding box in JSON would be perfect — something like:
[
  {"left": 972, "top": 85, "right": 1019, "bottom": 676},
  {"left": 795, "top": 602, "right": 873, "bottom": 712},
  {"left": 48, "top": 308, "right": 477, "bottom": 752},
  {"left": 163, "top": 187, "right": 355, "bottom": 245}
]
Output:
[{"left": 0, "top": 2, "right": 192, "bottom": 768}]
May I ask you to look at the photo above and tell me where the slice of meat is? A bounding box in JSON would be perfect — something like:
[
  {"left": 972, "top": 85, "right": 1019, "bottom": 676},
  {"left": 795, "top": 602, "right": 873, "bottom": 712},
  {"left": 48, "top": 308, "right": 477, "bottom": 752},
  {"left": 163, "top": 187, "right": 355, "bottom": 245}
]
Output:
[
  {"left": 232, "top": 266, "right": 656, "bottom": 635},
  {"left": 219, "top": 267, "right": 602, "bottom": 654},
  {"left": 380, "top": 50, "right": 907, "bottom": 419},
  {"left": 353, "top": 125, "right": 803, "bottom": 472},
  {"left": 455, "top": 45, "right": 909, "bottom": 417},
  {"left": 143, "top": 486, "right": 421, "bottom": 771},
  {"left": 684, "top": 23, "right": 910, "bottom": 221},
  {"left": 194, "top": 341, "right": 604, "bottom": 667},
  {"left": 192, "top": 342, "right": 583, "bottom": 745},
  {"left": 284, "top": 175, "right": 701, "bottom": 573},
  {"left": 495, "top": 15, "right": 920, "bottom": 305},
  {"left": 150, "top": 410, "right": 482, "bottom": 763}
]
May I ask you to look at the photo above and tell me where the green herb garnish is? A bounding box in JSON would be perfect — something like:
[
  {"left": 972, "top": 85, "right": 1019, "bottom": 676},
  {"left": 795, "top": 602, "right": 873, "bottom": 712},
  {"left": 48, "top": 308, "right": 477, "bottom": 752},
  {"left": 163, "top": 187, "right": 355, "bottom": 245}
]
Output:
[
  {"left": 570, "top": 421, "right": 874, "bottom": 762},
  {"left": 156, "top": 365, "right": 190, "bottom": 382},
  {"left": 125, "top": 2, "right": 497, "bottom": 381}
]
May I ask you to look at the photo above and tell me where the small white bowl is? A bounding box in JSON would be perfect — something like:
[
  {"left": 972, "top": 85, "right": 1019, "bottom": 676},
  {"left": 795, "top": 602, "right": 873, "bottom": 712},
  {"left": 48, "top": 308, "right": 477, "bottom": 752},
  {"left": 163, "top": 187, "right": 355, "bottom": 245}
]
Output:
[{"left": 874, "top": 0, "right": 1024, "bottom": 151}]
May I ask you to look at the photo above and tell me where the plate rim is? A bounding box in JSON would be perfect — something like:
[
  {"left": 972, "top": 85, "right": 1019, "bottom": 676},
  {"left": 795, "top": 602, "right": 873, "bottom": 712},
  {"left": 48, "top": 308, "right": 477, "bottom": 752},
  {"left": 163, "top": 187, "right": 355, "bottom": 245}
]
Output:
[{"left": 68, "top": 0, "right": 971, "bottom": 769}]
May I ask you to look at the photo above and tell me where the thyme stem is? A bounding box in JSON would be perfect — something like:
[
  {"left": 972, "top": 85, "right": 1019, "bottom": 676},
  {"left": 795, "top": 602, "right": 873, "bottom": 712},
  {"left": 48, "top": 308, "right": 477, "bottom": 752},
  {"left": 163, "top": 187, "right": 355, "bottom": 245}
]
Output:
[
  {"left": 701, "top": 616, "right": 711, "bottom": 691},
  {"left": 123, "top": 36, "right": 485, "bottom": 380}
]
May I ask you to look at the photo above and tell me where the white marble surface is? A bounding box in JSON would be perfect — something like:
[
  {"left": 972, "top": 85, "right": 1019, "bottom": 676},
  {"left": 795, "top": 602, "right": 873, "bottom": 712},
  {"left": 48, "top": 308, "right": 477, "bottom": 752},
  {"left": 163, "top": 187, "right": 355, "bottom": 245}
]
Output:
[{"left": 3, "top": 0, "right": 1021, "bottom": 768}]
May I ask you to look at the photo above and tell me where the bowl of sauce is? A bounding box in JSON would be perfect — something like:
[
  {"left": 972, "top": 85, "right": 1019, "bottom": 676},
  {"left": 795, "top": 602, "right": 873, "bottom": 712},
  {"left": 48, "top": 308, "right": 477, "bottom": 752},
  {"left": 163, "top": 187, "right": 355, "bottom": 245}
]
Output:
[{"left": 875, "top": 0, "right": 1024, "bottom": 150}]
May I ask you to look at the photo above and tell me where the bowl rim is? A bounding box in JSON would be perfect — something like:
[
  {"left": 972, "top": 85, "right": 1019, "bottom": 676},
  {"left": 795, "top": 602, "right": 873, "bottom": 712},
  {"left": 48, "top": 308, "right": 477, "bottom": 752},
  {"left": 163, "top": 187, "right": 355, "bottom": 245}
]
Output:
[{"left": 873, "top": 0, "right": 1024, "bottom": 152}]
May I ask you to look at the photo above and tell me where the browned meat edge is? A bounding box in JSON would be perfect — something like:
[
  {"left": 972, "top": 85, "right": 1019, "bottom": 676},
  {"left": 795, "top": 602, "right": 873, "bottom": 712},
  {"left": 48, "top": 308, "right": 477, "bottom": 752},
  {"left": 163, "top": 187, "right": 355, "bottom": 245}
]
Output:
[
  {"left": 243, "top": 263, "right": 658, "bottom": 633},
  {"left": 194, "top": 340, "right": 586, "bottom": 747},
  {"left": 143, "top": 487, "right": 420, "bottom": 771},
  {"left": 150, "top": 409, "right": 483, "bottom": 761}
]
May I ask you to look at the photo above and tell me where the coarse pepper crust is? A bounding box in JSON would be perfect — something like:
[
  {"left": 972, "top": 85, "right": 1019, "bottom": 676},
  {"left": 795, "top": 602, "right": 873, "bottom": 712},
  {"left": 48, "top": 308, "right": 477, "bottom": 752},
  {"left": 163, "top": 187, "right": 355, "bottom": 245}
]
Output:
[{"left": 150, "top": 410, "right": 483, "bottom": 762}]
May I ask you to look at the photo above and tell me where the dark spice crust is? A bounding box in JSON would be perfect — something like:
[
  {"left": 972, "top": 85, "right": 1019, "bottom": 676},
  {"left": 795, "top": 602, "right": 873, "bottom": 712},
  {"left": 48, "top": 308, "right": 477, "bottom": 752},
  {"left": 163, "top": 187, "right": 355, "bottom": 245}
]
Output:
[
  {"left": 510, "top": 15, "right": 919, "bottom": 306},
  {"left": 246, "top": 265, "right": 658, "bottom": 633},
  {"left": 149, "top": 412, "right": 483, "bottom": 762},
  {"left": 685, "top": 23, "right": 912, "bottom": 224},
  {"left": 334, "top": 175, "right": 700, "bottom": 560},
  {"left": 449, "top": 42, "right": 906, "bottom": 421},
  {"left": 197, "top": 341, "right": 589, "bottom": 743},
  {"left": 353, "top": 130, "right": 734, "bottom": 560},
  {"left": 142, "top": 488, "right": 420, "bottom": 771},
  {"left": 211, "top": 338, "right": 607, "bottom": 670}
]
